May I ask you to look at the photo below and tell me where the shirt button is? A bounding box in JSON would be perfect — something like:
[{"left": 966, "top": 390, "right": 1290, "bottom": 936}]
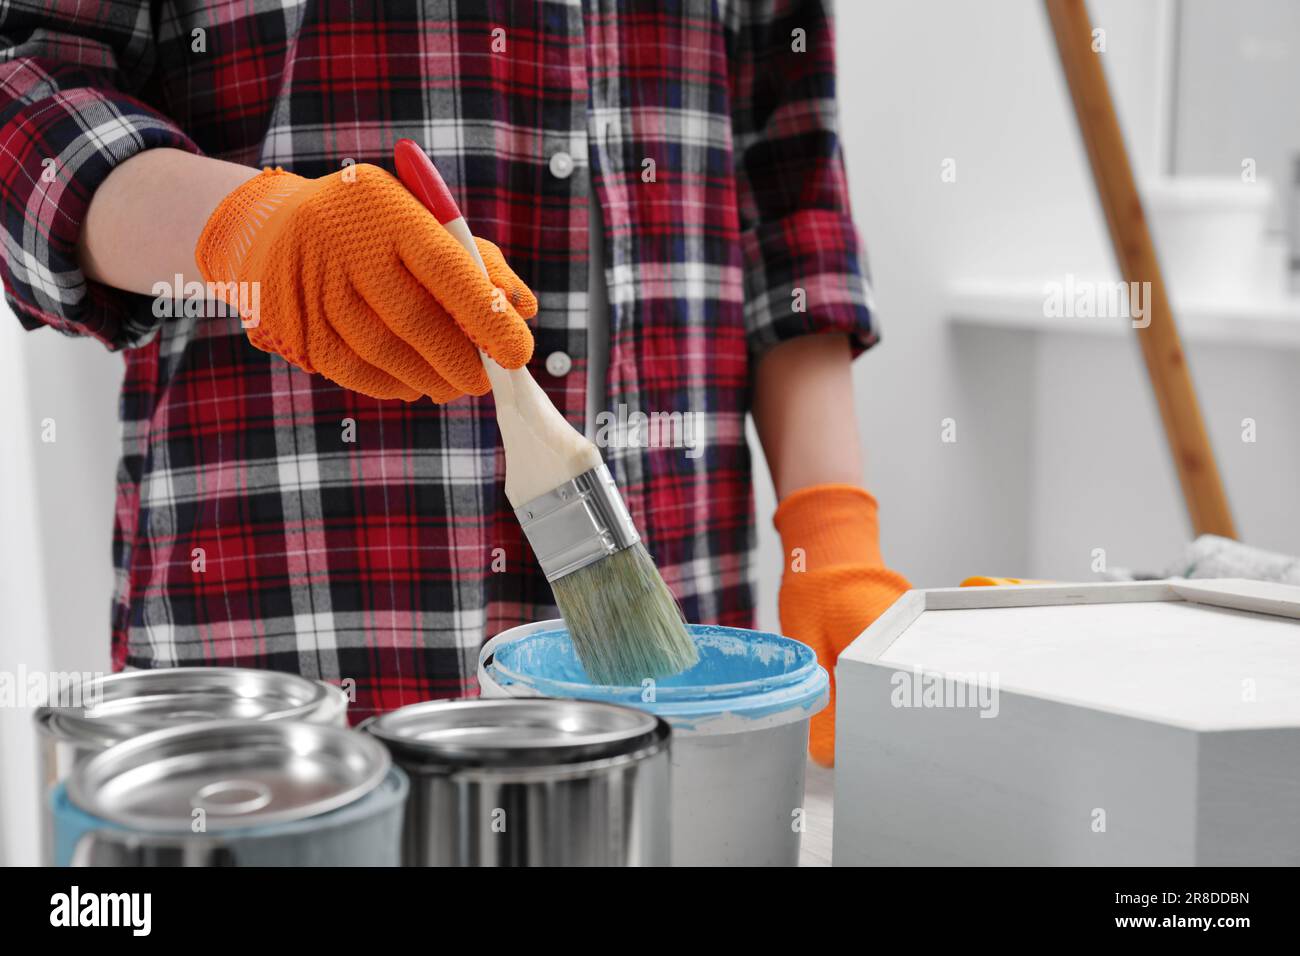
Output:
[
  {"left": 545, "top": 351, "right": 573, "bottom": 377},
  {"left": 548, "top": 151, "right": 575, "bottom": 179}
]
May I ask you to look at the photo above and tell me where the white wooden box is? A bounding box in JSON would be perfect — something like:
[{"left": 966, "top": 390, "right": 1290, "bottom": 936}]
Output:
[{"left": 833, "top": 579, "right": 1300, "bottom": 866}]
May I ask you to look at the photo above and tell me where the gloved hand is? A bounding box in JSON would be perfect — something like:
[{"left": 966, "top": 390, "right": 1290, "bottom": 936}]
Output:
[
  {"left": 775, "top": 484, "right": 911, "bottom": 767},
  {"left": 195, "top": 163, "right": 537, "bottom": 402}
]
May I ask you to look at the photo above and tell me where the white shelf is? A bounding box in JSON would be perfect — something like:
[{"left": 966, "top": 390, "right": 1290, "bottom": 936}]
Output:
[{"left": 948, "top": 278, "right": 1300, "bottom": 348}]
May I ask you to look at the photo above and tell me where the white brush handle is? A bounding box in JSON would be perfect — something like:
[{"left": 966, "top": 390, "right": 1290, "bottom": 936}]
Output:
[{"left": 441, "top": 217, "right": 602, "bottom": 507}]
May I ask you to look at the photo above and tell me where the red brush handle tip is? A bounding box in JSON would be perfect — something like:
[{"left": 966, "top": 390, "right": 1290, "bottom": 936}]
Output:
[{"left": 394, "top": 138, "right": 463, "bottom": 225}]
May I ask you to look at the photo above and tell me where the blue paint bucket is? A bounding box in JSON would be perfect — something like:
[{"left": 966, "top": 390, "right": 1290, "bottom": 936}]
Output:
[
  {"left": 479, "top": 621, "right": 829, "bottom": 866},
  {"left": 51, "top": 771, "right": 407, "bottom": 866},
  {"left": 52, "top": 721, "right": 407, "bottom": 866}
]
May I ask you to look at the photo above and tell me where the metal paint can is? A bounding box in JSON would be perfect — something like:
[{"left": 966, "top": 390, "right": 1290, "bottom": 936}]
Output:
[
  {"left": 362, "top": 698, "right": 671, "bottom": 866},
  {"left": 34, "top": 667, "right": 349, "bottom": 864},
  {"left": 54, "top": 720, "right": 404, "bottom": 866},
  {"left": 479, "top": 621, "right": 829, "bottom": 866}
]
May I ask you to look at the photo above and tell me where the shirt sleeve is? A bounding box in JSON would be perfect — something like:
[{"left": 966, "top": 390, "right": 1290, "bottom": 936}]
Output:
[
  {"left": 726, "top": 0, "right": 879, "bottom": 361},
  {"left": 0, "top": 1, "right": 201, "bottom": 350}
]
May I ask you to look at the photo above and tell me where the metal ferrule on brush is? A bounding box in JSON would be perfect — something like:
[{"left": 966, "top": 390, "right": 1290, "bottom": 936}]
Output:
[{"left": 515, "top": 463, "right": 641, "bottom": 582}]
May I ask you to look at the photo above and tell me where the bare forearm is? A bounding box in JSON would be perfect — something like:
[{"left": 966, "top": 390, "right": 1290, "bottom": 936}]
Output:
[
  {"left": 77, "top": 148, "right": 258, "bottom": 295},
  {"left": 752, "top": 334, "right": 863, "bottom": 500}
]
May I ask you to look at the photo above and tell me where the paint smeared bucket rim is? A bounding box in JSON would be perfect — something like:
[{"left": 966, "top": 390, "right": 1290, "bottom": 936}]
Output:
[{"left": 480, "top": 621, "right": 829, "bottom": 733}]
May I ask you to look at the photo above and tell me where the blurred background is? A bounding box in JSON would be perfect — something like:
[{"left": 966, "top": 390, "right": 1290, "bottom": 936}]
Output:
[{"left": 4, "top": 0, "right": 1299, "bottom": 864}]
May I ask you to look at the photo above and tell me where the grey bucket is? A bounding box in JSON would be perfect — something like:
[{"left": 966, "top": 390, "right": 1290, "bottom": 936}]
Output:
[{"left": 362, "top": 698, "right": 671, "bottom": 866}]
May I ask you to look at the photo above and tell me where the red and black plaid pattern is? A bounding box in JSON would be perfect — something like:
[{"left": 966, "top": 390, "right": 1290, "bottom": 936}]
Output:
[{"left": 0, "top": 0, "right": 877, "bottom": 718}]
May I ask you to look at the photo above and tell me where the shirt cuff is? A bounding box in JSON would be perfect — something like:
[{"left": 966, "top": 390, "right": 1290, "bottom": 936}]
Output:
[
  {"left": 1, "top": 87, "right": 200, "bottom": 350},
  {"left": 741, "top": 208, "right": 879, "bottom": 362}
]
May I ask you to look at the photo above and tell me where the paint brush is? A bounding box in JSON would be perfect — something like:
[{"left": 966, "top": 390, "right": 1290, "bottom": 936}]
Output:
[{"left": 393, "top": 139, "right": 698, "bottom": 685}]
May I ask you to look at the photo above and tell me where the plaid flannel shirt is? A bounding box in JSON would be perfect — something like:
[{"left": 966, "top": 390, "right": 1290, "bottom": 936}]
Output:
[{"left": 0, "top": 0, "right": 877, "bottom": 718}]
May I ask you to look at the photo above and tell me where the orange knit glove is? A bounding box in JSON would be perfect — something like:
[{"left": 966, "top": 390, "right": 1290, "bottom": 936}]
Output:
[
  {"left": 195, "top": 164, "right": 538, "bottom": 402},
  {"left": 775, "top": 484, "right": 911, "bottom": 767}
]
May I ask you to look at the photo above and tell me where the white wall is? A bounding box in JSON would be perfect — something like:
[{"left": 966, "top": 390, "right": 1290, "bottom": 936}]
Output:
[
  {"left": 1026, "top": 330, "right": 1300, "bottom": 581},
  {"left": 1, "top": 315, "right": 120, "bottom": 865},
  {"left": 1020, "top": 0, "right": 1300, "bottom": 580},
  {"left": 0, "top": 317, "right": 51, "bottom": 867},
  {"left": 1174, "top": 0, "right": 1300, "bottom": 229},
  {"left": 754, "top": 0, "right": 1168, "bottom": 629}
]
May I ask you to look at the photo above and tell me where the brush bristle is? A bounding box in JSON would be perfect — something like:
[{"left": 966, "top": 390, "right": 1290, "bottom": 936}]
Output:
[{"left": 550, "top": 543, "right": 698, "bottom": 686}]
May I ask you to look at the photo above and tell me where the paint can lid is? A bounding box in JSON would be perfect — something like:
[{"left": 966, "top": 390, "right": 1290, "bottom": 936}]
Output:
[
  {"left": 66, "top": 720, "right": 389, "bottom": 832},
  {"left": 36, "top": 668, "right": 344, "bottom": 750},
  {"left": 362, "top": 698, "right": 667, "bottom": 767}
]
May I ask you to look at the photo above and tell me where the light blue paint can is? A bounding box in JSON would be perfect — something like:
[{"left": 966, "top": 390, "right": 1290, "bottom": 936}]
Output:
[
  {"left": 51, "top": 771, "right": 407, "bottom": 866},
  {"left": 52, "top": 720, "right": 406, "bottom": 867},
  {"left": 478, "top": 621, "right": 829, "bottom": 866}
]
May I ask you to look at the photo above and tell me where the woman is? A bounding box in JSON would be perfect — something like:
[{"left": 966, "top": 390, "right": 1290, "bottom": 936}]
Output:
[{"left": 0, "top": 0, "right": 907, "bottom": 764}]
